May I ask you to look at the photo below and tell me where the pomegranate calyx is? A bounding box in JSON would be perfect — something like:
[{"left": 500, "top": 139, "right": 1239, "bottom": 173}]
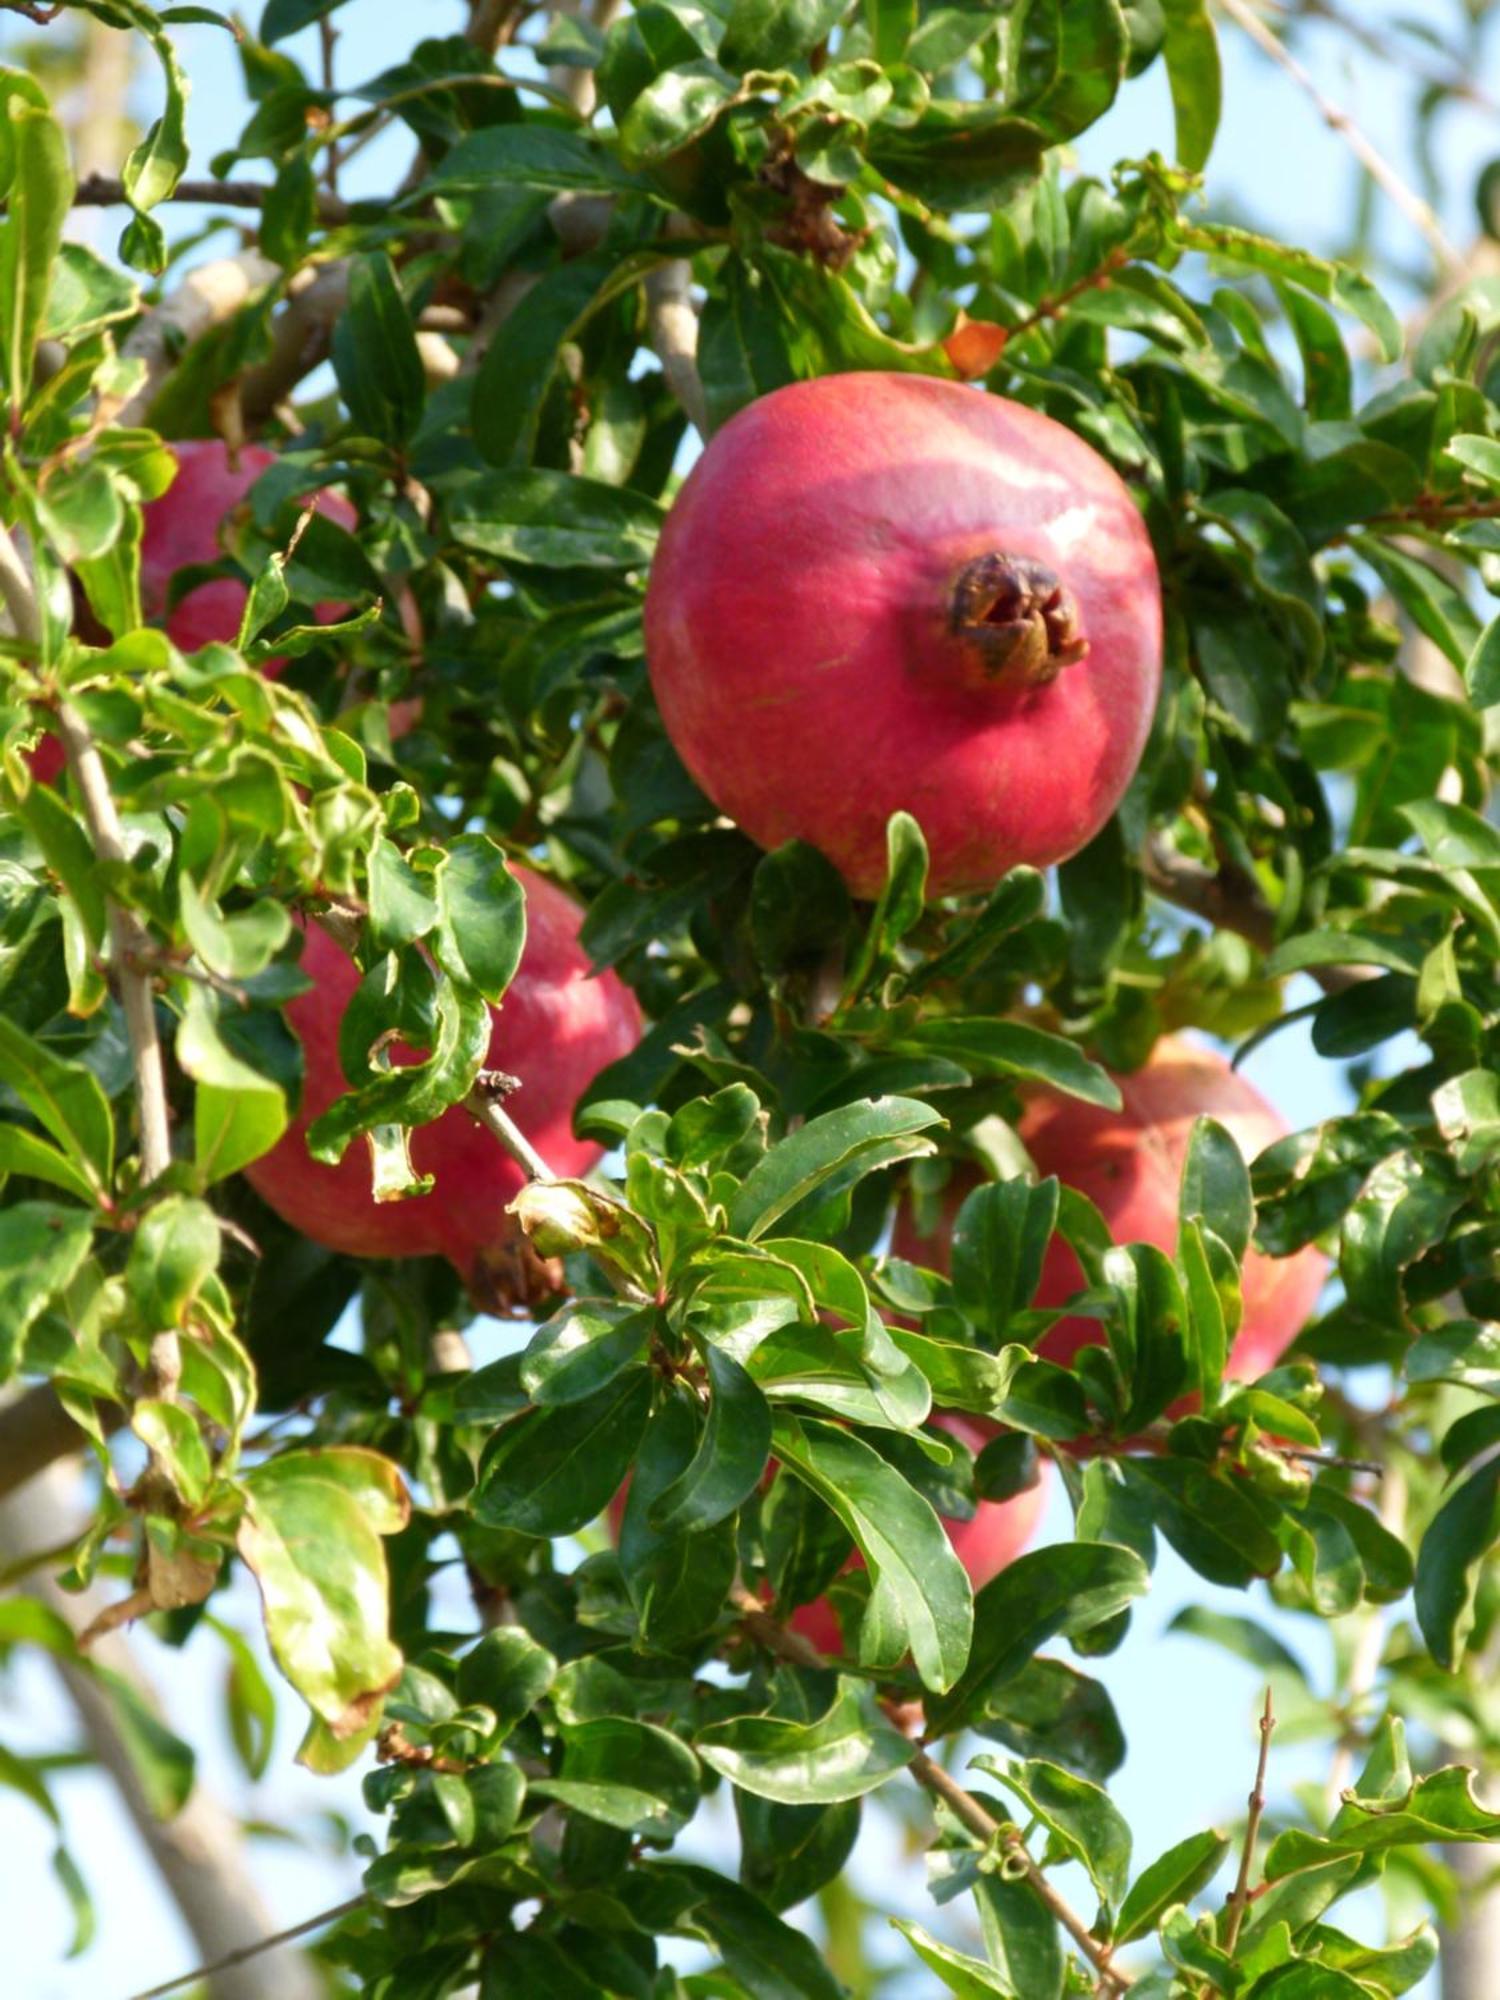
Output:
[{"left": 950, "top": 551, "right": 1089, "bottom": 687}]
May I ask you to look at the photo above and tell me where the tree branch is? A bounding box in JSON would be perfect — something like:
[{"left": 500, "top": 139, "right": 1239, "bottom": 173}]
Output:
[
  {"left": 1216, "top": 0, "right": 1464, "bottom": 278},
  {"left": 63, "top": 173, "right": 350, "bottom": 225},
  {"left": 1223, "top": 1686, "right": 1276, "bottom": 1955},
  {"left": 644, "top": 260, "right": 708, "bottom": 437},
  {"left": 122, "top": 1899, "right": 367, "bottom": 2000},
  {"left": 112, "top": 251, "right": 280, "bottom": 430},
  {"left": 1141, "top": 833, "right": 1369, "bottom": 996}
]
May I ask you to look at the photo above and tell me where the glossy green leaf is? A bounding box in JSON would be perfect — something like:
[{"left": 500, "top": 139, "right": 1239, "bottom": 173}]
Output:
[
  {"left": 1116, "top": 1826, "right": 1231, "bottom": 1942},
  {"left": 771, "top": 1412, "right": 972, "bottom": 1692},
  {"left": 476, "top": 1367, "right": 652, "bottom": 1535},
  {"left": 727, "top": 1096, "right": 942, "bottom": 1240},
  {"left": 696, "top": 1677, "right": 913, "bottom": 1803},
  {"left": 649, "top": 1343, "right": 771, "bottom": 1533}
]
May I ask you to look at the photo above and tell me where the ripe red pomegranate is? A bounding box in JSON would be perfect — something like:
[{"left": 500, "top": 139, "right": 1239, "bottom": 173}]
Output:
[
  {"left": 644, "top": 373, "right": 1162, "bottom": 899},
  {"left": 787, "top": 1415, "right": 1048, "bottom": 1655},
  {"left": 891, "top": 1038, "right": 1327, "bottom": 1385},
  {"left": 245, "top": 864, "right": 641, "bottom": 1302}
]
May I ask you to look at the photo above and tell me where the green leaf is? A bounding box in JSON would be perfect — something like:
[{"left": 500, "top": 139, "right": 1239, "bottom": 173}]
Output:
[
  {"left": 1264, "top": 1761, "right": 1500, "bottom": 1875},
  {"left": 977, "top": 1755, "right": 1132, "bottom": 1907},
  {"left": 650, "top": 1343, "right": 771, "bottom": 1533},
  {"left": 476, "top": 1368, "right": 652, "bottom": 1535},
  {"left": 1125, "top": 1458, "right": 1283, "bottom": 1587},
  {"left": 1341, "top": 1147, "right": 1463, "bottom": 1327},
  {"left": 332, "top": 252, "right": 425, "bottom": 445},
  {"left": 520, "top": 1301, "right": 655, "bottom": 1406},
  {"left": 720, "top": 0, "right": 843, "bottom": 71},
  {"left": 0, "top": 1015, "right": 112, "bottom": 1196},
  {"left": 457, "top": 1627, "right": 558, "bottom": 1740},
  {"left": 897, "top": 1020, "right": 1119, "bottom": 1107},
  {"left": 1416, "top": 1455, "right": 1500, "bottom": 1671},
  {"left": 772, "top": 1412, "right": 973, "bottom": 1693},
  {"left": 975, "top": 1875, "right": 1063, "bottom": 1998},
  {"left": 619, "top": 1386, "right": 738, "bottom": 1646},
  {"left": 751, "top": 842, "right": 853, "bottom": 979},
  {"left": 0, "top": 1124, "right": 99, "bottom": 1205},
  {"left": 728, "top": 1096, "right": 943, "bottom": 1240},
  {"left": 1179, "top": 1116, "right": 1253, "bottom": 1263},
  {"left": 696, "top": 1677, "right": 913, "bottom": 1803},
  {"left": 421, "top": 124, "right": 650, "bottom": 199},
  {"left": 92, "top": 1664, "right": 195, "bottom": 1818},
  {"left": 948, "top": 1177, "right": 1059, "bottom": 1342},
  {"left": 890, "top": 1921, "right": 1011, "bottom": 1997},
  {"left": 447, "top": 469, "right": 664, "bottom": 570},
  {"left": 645, "top": 1860, "right": 846, "bottom": 1998},
  {"left": 132, "top": 1399, "right": 213, "bottom": 1509},
  {"left": 126, "top": 1195, "right": 220, "bottom": 1329},
  {"left": 1463, "top": 611, "right": 1500, "bottom": 709},
  {"left": 844, "top": 812, "right": 928, "bottom": 995},
  {"left": 0, "top": 1203, "right": 94, "bottom": 1381},
  {"left": 1160, "top": 0, "right": 1221, "bottom": 171},
  {"left": 1116, "top": 1827, "right": 1231, "bottom": 1942},
  {"left": 533, "top": 1715, "right": 701, "bottom": 1835},
  {"left": 0, "top": 100, "right": 71, "bottom": 411},
  {"left": 473, "top": 251, "right": 663, "bottom": 467},
  {"left": 237, "top": 1447, "right": 409, "bottom": 1741},
  {"left": 867, "top": 102, "right": 1045, "bottom": 209},
  {"left": 976, "top": 1654, "right": 1125, "bottom": 1782},
  {"left": 1171, "top": 220, "right": 1400, "bottom": 361},
  {"left": 619, "top": 61, "right": 739, "bottom": 166},
  {"left": 926, "top": 1542, "right": 1149, "bottom": 1735}
]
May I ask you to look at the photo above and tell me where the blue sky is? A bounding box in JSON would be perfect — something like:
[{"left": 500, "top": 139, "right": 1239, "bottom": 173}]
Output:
[{"left": 0, "top": 3, "right": 1492, "bottom": 1994}]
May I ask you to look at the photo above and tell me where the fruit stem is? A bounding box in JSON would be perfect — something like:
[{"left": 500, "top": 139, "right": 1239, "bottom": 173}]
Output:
[
  {"left": 949, "top": 551, "right": 1088, "bottom": 687},
  {"left": 465, "top": 1070, "right": 554, "bottom": 1182}
]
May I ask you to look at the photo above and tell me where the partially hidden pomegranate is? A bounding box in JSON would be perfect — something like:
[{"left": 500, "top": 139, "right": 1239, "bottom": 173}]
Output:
[
  {"left": 608, "top": 1411, "right": 1047, "bottom": 1655},
  {"left": 245, "top": 864, "right": 641, "bottom": 1302},
  {"left": 140, "top": 439, "right": 356, "bottom": 662},
  {"left": 644, "top": 373, "right": 1162, "bottom": 900},
  {"left": 788, "top": 1415, "right": 1048, "bottom": 1656},
  {"left": 891, "top": 1037, "right": 1328, "bottom": 1386}
]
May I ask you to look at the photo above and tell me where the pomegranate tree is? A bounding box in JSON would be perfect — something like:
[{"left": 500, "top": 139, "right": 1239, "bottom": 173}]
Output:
[
  {"left": 892, "top": 1036, "right": 1328, "bottom": 1383},
  {"left": 245, "top": 864, "right": 640, "bottom": 1298},
  {"left": 645, "top": 372, "right": 1163, "bottom": 898}
]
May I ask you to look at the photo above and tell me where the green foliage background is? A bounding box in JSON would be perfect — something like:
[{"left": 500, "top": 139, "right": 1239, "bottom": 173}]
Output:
[{"left": 6, "top": 1, "right": 1500, "bottom": 1994}]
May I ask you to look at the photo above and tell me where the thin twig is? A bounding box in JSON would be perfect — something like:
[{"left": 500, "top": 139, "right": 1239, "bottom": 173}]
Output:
[
  {"left": 1223, "top": 1686, "right": 1277, "bottom": 1955},
  {"left": 319, "top": 20, "right": 341, "bottom": 198},
  {"left": 1264, "top": 0, "right": 1498, "bottom": 115},
  {"left": 62, "top": 172, "right": 350, "bottom": 225},
  {"left": 726, "top": 1584, "right": 1131, "bottom": 1991},
  {"left": 465, "top": 1074, "right": 555, "bottom": 1182},
  {"left": 645, "top": 260, "right": 708, "bottom": 438},
  {"left": 1216, "top": 0, "right": 1463, "bottom": 278},
  {"left": 1279, "top": 1444, "right": 1383, "bottom": 1476},
  {"left": 122, "top": 1896, "right": 367, "bottom": 2000}
]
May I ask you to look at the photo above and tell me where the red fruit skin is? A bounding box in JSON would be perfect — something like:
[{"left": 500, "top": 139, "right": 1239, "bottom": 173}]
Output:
[
  {"left": 891, "top": 1037, "right": 1328, "bottom": 1386},
  {"left": 644, "top": 373, "right": 1162, "bottom": 900},
  {"left": 788, "top": 1415, "right": 1048, "bottom": 1655},
  {"left": 244, "top": 865, "right": 641, "bottom": 1285}
]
